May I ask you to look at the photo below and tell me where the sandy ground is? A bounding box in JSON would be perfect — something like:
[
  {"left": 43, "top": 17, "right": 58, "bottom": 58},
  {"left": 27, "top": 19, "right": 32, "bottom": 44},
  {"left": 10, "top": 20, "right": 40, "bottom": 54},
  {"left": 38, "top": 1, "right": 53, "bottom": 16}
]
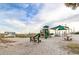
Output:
[{"left": 0, "top": 34, "right": 78, "bottom": 55}]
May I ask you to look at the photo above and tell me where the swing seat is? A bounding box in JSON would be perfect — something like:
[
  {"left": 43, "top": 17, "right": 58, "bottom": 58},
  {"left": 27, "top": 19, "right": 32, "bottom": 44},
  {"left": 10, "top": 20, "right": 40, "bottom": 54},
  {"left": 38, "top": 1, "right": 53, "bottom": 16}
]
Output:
[{"left": 39, "top": 40, "right": 41, "bottom": 42}]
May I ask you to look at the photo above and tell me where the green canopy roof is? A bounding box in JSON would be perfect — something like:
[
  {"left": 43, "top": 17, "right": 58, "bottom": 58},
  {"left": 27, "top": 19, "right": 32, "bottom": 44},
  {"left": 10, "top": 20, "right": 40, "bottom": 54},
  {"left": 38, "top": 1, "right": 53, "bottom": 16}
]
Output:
[
  {"left": 43, "top": 25, "right": 49, "bottom": 28},
  {"left": 51, "top": 25, "right": 69, "bottom": 30}
]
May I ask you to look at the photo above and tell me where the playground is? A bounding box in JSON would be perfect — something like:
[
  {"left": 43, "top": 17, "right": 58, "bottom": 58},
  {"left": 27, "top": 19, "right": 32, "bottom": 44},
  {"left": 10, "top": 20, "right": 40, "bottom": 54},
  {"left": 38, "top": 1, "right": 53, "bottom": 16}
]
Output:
[
  {"left": 29, "top": 25, "right": 72, "bottom": 43},
  {"left": 0, "top": 3, "right": 79, "bottom": 55},
  {"left": 0, "top": 25, "right": 78, "bottom": 55}
]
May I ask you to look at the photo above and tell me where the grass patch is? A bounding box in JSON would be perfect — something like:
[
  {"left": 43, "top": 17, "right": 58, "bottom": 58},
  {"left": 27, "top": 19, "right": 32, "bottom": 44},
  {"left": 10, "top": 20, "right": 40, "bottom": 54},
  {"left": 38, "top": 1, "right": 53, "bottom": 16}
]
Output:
[{"left": 67, "top": 43, "right": 79, "bottom": 54}]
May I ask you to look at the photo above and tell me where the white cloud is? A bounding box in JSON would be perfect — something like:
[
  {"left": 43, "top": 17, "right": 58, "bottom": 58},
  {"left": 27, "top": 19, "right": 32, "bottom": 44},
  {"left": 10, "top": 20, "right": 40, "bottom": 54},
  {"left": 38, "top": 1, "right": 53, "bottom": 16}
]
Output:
[
  {"left": 0, "top": 19, "right": 42, "bottom": 33},
  {"left": 1, "top": 3, "right": 79, "bottom": 33},
  {"left": 38, "top": 4, "right": 76, "bottom": 22},
  {"left": 33, "top": 3, "right": 79, "bottom": 32}
]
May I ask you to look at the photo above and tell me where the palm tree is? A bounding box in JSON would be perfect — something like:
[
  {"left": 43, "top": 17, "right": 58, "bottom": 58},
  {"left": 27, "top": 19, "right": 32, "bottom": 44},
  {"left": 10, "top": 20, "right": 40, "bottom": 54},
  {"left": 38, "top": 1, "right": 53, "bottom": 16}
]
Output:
[{"left": 65, "top": 3, "right": 79, "bottom": 10}]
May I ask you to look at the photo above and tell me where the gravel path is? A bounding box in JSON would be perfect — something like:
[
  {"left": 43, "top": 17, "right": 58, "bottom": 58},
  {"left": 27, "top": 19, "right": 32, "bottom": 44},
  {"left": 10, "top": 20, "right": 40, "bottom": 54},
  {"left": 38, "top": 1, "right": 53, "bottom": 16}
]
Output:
[{"left": 0, "top": 37, "right": 76, "bottom": 55}]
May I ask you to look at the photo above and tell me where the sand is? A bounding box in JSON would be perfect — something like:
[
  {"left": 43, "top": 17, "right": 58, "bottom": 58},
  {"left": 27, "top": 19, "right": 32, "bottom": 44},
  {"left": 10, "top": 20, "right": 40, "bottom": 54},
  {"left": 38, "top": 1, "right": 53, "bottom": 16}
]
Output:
[{"left": 0, "top": 34, "right": 78, "bottom": 55}]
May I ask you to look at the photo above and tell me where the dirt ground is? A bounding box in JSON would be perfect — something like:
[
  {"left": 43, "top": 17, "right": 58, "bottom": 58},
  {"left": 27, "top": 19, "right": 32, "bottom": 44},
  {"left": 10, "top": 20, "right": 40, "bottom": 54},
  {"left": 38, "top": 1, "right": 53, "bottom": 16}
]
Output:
[{"left": 0, "top": 35, "right": 78, "bottom": 55}]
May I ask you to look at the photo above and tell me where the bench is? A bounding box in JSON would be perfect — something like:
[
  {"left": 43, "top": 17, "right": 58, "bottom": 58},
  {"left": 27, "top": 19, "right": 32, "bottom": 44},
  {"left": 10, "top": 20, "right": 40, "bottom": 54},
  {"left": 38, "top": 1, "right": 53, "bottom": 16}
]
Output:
[{"left": 64, "top": 36, "right": 72, "bottom": 41}]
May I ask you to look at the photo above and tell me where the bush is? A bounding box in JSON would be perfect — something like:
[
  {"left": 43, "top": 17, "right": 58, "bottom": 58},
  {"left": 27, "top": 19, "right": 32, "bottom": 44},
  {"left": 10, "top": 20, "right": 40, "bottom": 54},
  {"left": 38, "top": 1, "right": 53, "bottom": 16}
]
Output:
[
  {"left": 73, "top": 32, "right": 79, "bottom": 34},
  {"left": 16, "top": 34, "right": 28, "bottom": 38},
  {"left": 67, "top": 43, "right": 79, "bottom": 54}
]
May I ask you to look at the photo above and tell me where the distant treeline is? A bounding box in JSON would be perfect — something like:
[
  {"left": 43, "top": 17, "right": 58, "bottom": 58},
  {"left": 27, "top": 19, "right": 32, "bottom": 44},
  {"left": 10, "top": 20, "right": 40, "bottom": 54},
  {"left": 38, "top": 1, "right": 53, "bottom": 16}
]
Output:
[
  {"left": 72, "top": 32, "right": 79, "bottom": 34},
  {"left": 16, "top": 34, "right": 29, "bottom": 38},
  {"left": 0, "top": 33, "right": 54, "bottom": 38},
  {"left": 0, "top": 34, "right": 31, "bottom": 38}
]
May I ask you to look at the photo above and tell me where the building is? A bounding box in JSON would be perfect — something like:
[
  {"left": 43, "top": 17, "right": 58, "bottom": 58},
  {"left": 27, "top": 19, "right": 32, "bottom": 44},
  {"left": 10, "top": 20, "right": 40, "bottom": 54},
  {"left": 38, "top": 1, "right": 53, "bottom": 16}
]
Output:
[{"left": 4, "top": 32, "right": 16, "bottom": 38}]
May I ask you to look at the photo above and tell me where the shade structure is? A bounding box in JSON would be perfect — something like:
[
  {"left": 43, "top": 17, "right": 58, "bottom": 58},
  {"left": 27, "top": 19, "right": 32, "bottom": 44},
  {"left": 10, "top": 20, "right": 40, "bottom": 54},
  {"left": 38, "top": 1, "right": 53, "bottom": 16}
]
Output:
[
  {"left": 50, "top": 25, "right": 70, "bottom": 37},
  {"left": 51, "top": 25, "right": 69, "bottom": 30}
]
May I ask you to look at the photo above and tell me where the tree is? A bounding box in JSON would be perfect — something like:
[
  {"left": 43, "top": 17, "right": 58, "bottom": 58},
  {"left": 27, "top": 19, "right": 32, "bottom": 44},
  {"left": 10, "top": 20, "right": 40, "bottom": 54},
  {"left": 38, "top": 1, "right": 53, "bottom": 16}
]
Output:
[{"left": 65, "top": 3, "right": 79, "bottom": 10}]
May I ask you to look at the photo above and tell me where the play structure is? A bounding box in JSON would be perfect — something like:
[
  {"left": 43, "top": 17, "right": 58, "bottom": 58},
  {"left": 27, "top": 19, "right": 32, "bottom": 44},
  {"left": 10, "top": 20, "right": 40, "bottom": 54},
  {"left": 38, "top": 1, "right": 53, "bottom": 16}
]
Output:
[
  {"left": 30, "top": 25, "right": 50, "bottom": 43},
  {"left": 30, "top": 25, "right": 72, "bottom": 43},
  {"left": 40, "top": 25, "right": 50, "bottom": 39}
]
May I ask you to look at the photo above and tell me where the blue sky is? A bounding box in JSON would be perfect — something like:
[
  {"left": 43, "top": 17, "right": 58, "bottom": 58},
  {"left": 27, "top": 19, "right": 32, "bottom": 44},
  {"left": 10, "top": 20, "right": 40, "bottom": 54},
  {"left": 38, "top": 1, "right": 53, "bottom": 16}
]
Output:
[
  {"left": 0, "top": 3, "right": 43, "bottom": 21},
  {"left": 0, "top": 3, "right": 79, "bottom": 33},
  {"left": 0, "top": 3, "right": 43, "bottom": 33}
]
